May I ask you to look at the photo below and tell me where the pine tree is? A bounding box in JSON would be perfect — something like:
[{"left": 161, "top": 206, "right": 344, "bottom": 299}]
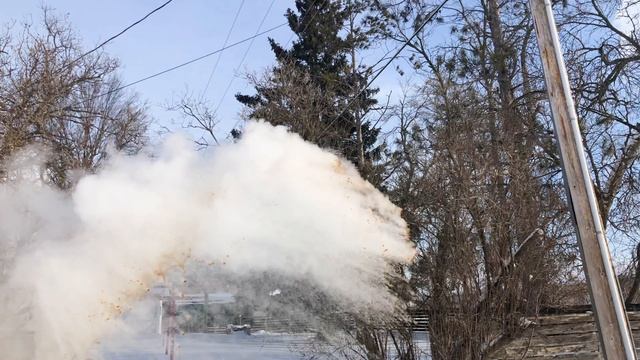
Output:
[{"left": 236, "top": 0, "right": 381, "bottom": 175}]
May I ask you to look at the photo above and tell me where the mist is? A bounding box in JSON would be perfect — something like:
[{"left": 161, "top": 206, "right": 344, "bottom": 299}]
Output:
[{"left": 0, "top": 122, "right": 414, "bottom": 360}]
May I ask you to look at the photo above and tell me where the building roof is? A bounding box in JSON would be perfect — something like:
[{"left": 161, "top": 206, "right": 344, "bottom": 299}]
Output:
[{"left": 488, "top": 310, "right": 640, "bottom": 359}]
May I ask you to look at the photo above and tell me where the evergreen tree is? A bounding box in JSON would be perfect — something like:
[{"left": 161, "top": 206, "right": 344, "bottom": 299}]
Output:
[{"left": 236, "top": 0, "right": 381, "bottom": 175}]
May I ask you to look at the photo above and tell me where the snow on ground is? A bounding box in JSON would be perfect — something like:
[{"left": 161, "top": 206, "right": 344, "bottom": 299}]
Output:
[
  {"left": 100, "top": 333, "right": 319, "bottom": 360},
  {"left": 100, "top": 331, "right": 431, "bottom": 360}
]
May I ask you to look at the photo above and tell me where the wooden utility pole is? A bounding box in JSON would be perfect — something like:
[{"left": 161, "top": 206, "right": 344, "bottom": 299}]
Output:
[{"left": 529, "top": 1, "right": 636, "bottom": 358}]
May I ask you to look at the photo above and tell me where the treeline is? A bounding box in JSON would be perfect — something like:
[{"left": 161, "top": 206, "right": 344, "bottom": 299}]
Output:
[
  {"left": 232, "top": 1, "right": 640, "bottom": 359},
  {"left": 1, "top": 1, "right": 639, "bottom": 359},
  {"left": 0, "top": 10, "right": 147, "bottom": 188}
]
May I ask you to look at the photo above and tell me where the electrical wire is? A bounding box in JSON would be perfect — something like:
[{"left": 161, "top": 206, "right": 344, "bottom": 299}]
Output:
[
  {"left": 77, "top": 0, "right": 174, "bottom": 63},
  {"left": 229, "top": 0, "right": 326, "bottom": 134},
  {"left": 318, "top": 0, "right": 449, "bottom": 136},
  {"left": 213, "top": 0, "right": 277, "bottom": 115},
  {"left": 202, "top": 0, "right": 246, "bottom": 95},
  {"left": 77, "top": 22, "right": 287, "bottom": 105}
]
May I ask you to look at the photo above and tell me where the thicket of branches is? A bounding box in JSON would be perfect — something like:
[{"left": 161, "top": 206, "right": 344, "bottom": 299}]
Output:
[
  {"left": 0, "top": 11, "right": 148, "bottom": 188},
  {"left": 1, "top": 1, "right": 639, "bottom": 359},
  {"left": 232, "top": 0, "right": 640, "bottom": 359}
]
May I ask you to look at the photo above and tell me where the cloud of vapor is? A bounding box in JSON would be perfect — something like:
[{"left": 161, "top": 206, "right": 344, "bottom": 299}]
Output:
[{"left": 0, "top": 121, "right": 414, "bottom": 360}]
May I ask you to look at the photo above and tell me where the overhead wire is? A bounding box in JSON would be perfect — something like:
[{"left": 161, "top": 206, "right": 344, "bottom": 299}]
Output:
[
  {"left": 62, "top": 0, "right": 447, "bottom": 146},
  {"left": 212, "top": 0, "right": 277, "bottom": 115},
  {"left": 73, "top": 22, "right": 288, "bottom": 106},
  {"left": 228, "top": 0, "right": 326, "bottom": 134},
  {"left": 76, "top": 0, "right": 174, "bottom": 64},
  {"left": 317, "top": 0, "right": 449, "bottom": 137},
  {"left": 202, "top": 0, "right": 246, "bottom": 95}
]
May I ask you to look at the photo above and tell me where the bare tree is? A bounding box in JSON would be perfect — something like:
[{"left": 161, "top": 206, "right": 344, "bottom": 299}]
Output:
[
  {"left": 557, "top": 0, "right": 640, "bottom": 301},
  {"left": 0, "top": 10, "right": 148, "bottom": 188},
  {"left": 372, "top": 1, "right": 580, "bottom": 358},
  {"left": 167, "top": 93, "right": 219, "bottom": 149}
]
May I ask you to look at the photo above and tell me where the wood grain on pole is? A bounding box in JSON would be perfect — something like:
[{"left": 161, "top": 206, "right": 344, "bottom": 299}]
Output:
[{"left": 529, "top": 0, "right": 636, "bottom": 358}]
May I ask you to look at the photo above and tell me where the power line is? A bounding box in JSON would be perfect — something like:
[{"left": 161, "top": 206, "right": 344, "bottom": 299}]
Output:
[
  {"left": 79, "top": 22, "right": 287, "bottom": 105},
  {"left": 202, "top": 0, "right": 246, "bottom": 95},
  {"left": 318, "top": 0, "right": 448, "bottom": 136},
  {"left": 78, "top": 0, "right": 174, "bottom": 63},
  {"left": 213, "top": 0, "right": 277, "bottom": 115},
  {"left": 229, "top": 0, "right": 326, "bottom": 134}
]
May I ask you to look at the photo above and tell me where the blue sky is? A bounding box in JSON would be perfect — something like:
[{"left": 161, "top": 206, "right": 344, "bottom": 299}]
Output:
[
  {"left": 0, "top": 0, "right": 404, "bottom": 142},
  {"left": 3, "top": 0, "right": 638, "bottom": 280}
]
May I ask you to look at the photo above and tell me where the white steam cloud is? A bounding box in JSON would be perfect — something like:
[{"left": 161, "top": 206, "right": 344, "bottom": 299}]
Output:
[{"left": 0, "top": 122, "right": 413, "bottom": 359}]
